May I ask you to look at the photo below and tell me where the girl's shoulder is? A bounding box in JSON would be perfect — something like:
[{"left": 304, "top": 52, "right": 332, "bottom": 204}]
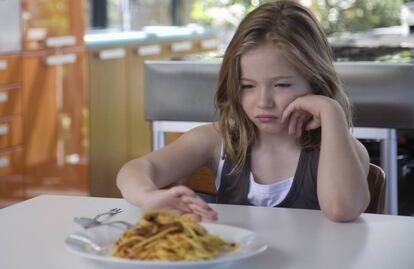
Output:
[
  {"left": 183, "top": 122, "right": 222, "bottom": 163},
  {"left": 185, "top": 122, "right": 221, "bottom": 146}
]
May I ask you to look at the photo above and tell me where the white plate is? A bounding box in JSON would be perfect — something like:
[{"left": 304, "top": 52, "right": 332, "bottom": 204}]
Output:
[{"left": 65, "top": 222, "right": 268, "bottom": 269}]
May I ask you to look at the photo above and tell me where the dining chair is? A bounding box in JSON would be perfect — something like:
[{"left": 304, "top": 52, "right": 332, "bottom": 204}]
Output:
[{"left": 365, "top": 163, "right": 387, "bottom": 214}]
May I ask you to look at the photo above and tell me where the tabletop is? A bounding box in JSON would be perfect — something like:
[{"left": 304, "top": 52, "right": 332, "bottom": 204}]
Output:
[{"left": 1, "top": 195, "right": 414, "bottom": 269}]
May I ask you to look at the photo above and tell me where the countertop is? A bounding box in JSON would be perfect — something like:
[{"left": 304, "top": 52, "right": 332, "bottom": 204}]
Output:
[{"left": 84, "top": 25, "right": 218, "bottom": 48}]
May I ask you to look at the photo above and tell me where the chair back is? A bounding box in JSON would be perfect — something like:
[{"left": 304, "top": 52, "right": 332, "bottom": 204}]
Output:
[{"left": 365, "top": 163, "right": 386, "bottom": 214}]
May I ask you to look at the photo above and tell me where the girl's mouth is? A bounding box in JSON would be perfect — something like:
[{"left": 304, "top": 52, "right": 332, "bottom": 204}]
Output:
[{"left": 255, "top": 115, "right": 278, "bottom": 123}]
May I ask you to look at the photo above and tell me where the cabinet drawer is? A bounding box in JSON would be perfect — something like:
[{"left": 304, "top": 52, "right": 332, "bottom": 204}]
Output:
[
  {"left": 0, "top": 117, "right": 22, "bottom": 148},
  {"left": 0, "top": 87, "right": 21, "bottom": 117},
  {"left": 0, "top": 147, "right": 24, "bottom": 207},
  {"left": 0, "top": 147, "right": 23, "bottom": 176},
  {"left": 0, "top": 55, "right": 21, "bottom": 85}
]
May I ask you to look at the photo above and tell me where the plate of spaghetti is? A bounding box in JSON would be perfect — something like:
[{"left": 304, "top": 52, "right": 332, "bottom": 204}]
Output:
[{"left": 65, "top": 211, "right": 267, "bottom": 268}]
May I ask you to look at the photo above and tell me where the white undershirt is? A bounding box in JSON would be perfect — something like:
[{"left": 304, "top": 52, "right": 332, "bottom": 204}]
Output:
[{"left": 215, "top": 146, "right": 294, "bottom": 207}]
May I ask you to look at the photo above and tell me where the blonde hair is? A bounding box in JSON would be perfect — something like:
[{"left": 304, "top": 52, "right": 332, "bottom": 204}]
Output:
[{"left": 214, "top": 0, "right": 352, "bottom": 174}]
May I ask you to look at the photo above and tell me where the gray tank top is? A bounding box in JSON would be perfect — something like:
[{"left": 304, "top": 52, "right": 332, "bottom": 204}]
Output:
[{"left": 216, "top": 148, "right": 321, "bottom": 210}]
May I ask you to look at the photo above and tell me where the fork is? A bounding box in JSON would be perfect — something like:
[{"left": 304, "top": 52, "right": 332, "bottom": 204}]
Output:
[{"left": 74, "top": 208, "right": 123, "bottom": 229}]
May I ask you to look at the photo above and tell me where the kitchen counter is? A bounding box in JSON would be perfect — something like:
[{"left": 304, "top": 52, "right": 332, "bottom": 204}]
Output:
[{"left": 84, "top": 26, "right": 218, "bottom": 48}]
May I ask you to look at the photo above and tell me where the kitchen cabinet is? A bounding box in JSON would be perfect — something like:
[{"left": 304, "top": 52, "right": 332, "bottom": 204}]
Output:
[
  {"left": 19, "top": 0, "right": 89, "bottom": 201},
  {"left": 88, "top": 37, "right": 218, "bottom": 197},
  {"left": 21, "top": 0, "right": 84, "bottom": 51},
  {"left": 22, "top": 48, "right": 88, "bottom": 199},
  {"left": 88, "top": 46, "right": 128, "bottom": 198},
  {"left": 0, "top": 54, "right": 24, "bottom": 207}
]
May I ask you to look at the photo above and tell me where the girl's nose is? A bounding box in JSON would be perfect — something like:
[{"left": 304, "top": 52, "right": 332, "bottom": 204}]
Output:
[{"left": 257, "top": 87, "right": 275, "bottom": 108}]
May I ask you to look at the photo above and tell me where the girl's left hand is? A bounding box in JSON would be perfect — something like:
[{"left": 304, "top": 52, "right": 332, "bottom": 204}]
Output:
[{"left": 281, "top": 95, "right": 336, "bottom": 137}]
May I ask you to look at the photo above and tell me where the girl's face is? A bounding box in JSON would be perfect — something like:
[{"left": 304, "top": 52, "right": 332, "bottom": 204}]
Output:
[{"left": 239, "top": 42, "right": 311, "bottom": 135}]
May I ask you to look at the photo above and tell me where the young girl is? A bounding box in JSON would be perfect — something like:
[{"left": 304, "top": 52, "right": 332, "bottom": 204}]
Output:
[{"left": 117, "top": 0, "right": 370, "bottom": 222}]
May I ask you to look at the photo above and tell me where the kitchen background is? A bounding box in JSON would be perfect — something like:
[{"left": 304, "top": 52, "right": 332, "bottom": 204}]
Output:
[{"left": 0, "top": 0, "right": 413, "bottom": 216}]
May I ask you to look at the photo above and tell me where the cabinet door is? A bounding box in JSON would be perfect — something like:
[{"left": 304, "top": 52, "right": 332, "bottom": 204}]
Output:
[
  {"left": 126, "top": 44, "right": 165, "bottom": 159},
  {"left": 88, "top": 47, "right": 128, "bottom": 197},
  {"left": 22, "top": 49, "right": 88, "bottom": 198},
  {"left": 0, "top": 147, "right": 24, "bottom": 208},
  {"left": 21, "top": 0, "right": 84, "bottom": 50}
]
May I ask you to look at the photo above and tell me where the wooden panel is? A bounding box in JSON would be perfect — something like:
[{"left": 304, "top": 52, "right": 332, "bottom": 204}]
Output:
[
  {"left": 0, "top": 54, "right": 21, "bottom": 84},
  {"left": 0, "top": 86, "right": 21, "bottom": 117},
  {"left": 88, "top": 47, "right": 128, "bottom": 197},
  {"left": 126, "top": 43, "right": 165, "bottom": 159},
  {"left": 0, "top": 147, "right": 24, "bottom": 208},
  {"left": 22, "top": 49, "right": 88, "bottom": 199},
  {"left": 21, "top": 0, "right": 84, "bottom": 50},
  {"left": 0, "top": 116, "right": 23, "bottom": 148}
]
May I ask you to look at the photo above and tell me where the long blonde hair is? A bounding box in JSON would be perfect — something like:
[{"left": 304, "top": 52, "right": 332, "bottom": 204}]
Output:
[{"left": 214, "top": 0, "right": 352, "bottom": 174}]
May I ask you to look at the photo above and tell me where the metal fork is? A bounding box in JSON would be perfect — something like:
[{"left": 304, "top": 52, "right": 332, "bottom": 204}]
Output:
[{"left": 74, "top": 208, "right": 123, "bottom": 229}]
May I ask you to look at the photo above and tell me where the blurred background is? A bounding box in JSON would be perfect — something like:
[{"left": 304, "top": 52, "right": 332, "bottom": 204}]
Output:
[{"left": 0, "top": 0, "right": 413, "bottom": 216}]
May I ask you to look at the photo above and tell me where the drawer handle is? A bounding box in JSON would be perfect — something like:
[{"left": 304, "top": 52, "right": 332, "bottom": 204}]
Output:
[
  {"left": 0, "top": 124, "right": 9, "bottom": 135},
  {"left": 0, "top": 156, "right": 10, "bottom": 168},
  {"left": 45, "top": 54, "right": 77, "bottom": 66},
  {"left": 200, "top": 39, "right": 218, "bottom": 49},
  {"left": 137, "top": 45, "right": 161, "bottom": 56},
  {"left": 171, "top": 41, "right": 192, "bottom": 52},
  {"left": 0, "top": 92, "right": 8, "bottom": 103},
  {"left": 98, "top": 48, "right": 126, "bottom": 60},
  {"left": 46, "top": 36, "right": 77, "bottom": 47},
  {"left": 0, "top": 60, "right": 7, "bottom": 70}
]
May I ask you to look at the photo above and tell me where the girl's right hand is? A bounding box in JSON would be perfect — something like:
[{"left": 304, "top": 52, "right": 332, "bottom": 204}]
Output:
[{"left": 140, "top": 185, "right": 218, "bottom": 222}]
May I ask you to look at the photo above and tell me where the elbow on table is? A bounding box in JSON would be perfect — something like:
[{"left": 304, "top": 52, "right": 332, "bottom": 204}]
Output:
[
  {"left": 322, "top": 200, "right": 368, "bottom": 222},
  {"left": 324, "top": 207, "right": 360, "bottom": 222}
]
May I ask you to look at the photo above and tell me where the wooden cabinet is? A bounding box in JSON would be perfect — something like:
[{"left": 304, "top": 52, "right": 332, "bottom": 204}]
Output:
[
  {"left": 88, "top": 46, "right": 128, "bottom": 197},
  {"left": 88, "top": 37, "right": 218, "bottom": 197},
  {"left": 0, "top": 54, "right": 24, "bottom": 207},
  {"left": 21, "top": 0, "right": 84, "bottom": 51},
  {"left": 22, "top": 49, "right": 89, "bottom": 199}
]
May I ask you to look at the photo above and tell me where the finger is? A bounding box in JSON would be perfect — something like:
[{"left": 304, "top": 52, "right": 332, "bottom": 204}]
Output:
[
  {"left": 295, "top": 113, "right": 311, "bottom": 138},
  {"left": 305, "top": 119, "right": 321, "bottom": 131},
  {"left": 288, "top": 111, "right": 301, "bottom": 136},
  {"left": 182, "top": 212, "right": 202, "bottom": 222},
  {"left": 181, "top": 195, "right": 214, "bottom": 212},
  {"left": 188, "top": 203, "right": 218, "bottom": 221},
  {"left": 171, "top": 185, "right": 196, "bottom": 198},
  {"left": 173, "top": 199, "right": 193, "bottom": 214}
]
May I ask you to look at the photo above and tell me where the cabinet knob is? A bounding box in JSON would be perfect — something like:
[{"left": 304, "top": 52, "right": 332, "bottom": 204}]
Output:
[
  {"left": 46, "top": 36, "right": 77, "bottom": 47},
  {"left": 98, "top": 48, "right": 126, "bottom": 60},
  {"left": 45, "top": 54, "right": 77, "bottom": 66},
  {"left": 137, "top": 45, "right": 161, "bottom": 56},
  {"left": 0, "top": 124, "right": 9, "bottom": 136},
  {"left": 200, "top": 39, "right": 218, "bottom": 49},
  {"left": 171, "top": 41, "right": 192, "bottom": 52},
  {"left": 0, "top": 156, "right": 10, "bottom": 168},
  {"left": 0, "top": 92, "right": 8, "bottom": 103},
  {"left": 0, "top": 60, "right": 7, "bottom": 71}
]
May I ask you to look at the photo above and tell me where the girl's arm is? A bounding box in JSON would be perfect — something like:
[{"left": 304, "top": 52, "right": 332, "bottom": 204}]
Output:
[
  {"left": 282, "top": 96, "right": 370, "bottom": 222},
  {"left": 116, "top": 124, "right": 221, "bottom": 221}
]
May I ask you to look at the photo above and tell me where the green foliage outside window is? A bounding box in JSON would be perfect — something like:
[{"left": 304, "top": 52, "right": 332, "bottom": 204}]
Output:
[{"left": 190, "top": 0, "right": 411, "bottom": 35}]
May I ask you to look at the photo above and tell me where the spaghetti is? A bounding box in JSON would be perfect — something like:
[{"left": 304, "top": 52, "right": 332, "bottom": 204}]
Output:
[{"left": 111, "top": 211, "right": 238, "bottom": 261}]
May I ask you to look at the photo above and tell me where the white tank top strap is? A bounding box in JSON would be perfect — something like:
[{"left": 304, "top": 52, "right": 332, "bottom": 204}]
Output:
[{"left": 215, "top": 143, "right": 225, "bottom": 190}]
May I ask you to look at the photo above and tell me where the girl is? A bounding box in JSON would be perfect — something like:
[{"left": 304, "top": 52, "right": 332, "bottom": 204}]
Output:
[{"left": 117, "top": 0, "right": 370, "bottom": 222}]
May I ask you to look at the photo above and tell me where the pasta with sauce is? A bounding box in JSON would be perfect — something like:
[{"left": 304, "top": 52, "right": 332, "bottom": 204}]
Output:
[{"left": 111, "top": 211, "right": 238, "bottom": 261}]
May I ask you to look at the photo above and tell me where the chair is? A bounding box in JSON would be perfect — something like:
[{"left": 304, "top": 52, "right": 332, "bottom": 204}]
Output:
[{"left": 365, "top": 163, "right": 386, "bottom": 214}]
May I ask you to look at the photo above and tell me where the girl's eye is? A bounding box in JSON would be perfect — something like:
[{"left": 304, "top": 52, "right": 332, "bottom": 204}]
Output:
[
  {"left": 241, "top": 84, "right": 254, "bottom": 89},
  {"left": 275, "top": 83, "right": 291, "bottom": 88}
]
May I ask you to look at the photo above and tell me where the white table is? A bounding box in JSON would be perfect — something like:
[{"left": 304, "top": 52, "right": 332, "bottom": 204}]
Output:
[{"left": 1, "top": 195, "right": 414, "bottom": 269}]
